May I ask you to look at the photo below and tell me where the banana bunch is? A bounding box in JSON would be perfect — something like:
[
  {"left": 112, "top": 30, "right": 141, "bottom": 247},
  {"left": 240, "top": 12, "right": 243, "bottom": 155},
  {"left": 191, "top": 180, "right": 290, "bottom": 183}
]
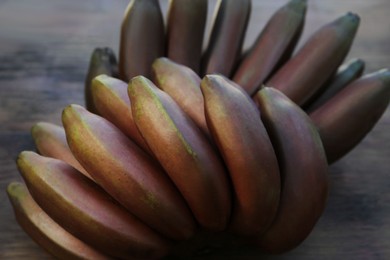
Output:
[{"left": 7, "top": 0, "right": 390, "bottom": 259}]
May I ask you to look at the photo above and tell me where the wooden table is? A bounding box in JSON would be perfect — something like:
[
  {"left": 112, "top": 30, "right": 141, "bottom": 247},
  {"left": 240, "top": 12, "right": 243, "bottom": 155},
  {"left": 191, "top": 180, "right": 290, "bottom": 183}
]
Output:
[{"left": 0, "top": 0, "right": 389, "bottom": 259}]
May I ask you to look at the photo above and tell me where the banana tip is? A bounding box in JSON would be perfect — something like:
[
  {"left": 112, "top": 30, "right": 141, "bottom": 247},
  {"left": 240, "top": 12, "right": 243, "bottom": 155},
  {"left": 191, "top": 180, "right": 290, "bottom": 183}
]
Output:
[
  {"left": 15, "top": 151, "right": 31, "bottom": 170},
  {"left": 6, "top": 182, "right": 26, "bottom": 198},
  {"left": 345, "top": 12, "right": 360, "bottom": 23},
  {"left": 289, "top": 0, "right": 307, "bottom": 11},
  {"left": 91, "top": 47, "right": 116, "bottom": 63},
  {"left": 30, "top": 122, "right": 43, "bottom": 137},
  {"left": 130, "top": 75, "right": 148, "bottom": 84},
  {"left": 91, "top": 74, "right": 110, "bottom": 91},
  {"left": 378, "top": 68, "right": 390, "bottom": 74},
  {"left": 201, "top": 74, "right": 224, "bottom": 90},
  {"left": 378, "top": 68, "right": 390, "bottom": 84},
  {"left": 151, "top": 57, "right": 173, "bottom": 77},
  {"left": 128, "top": 75, "right": 158, "bottom": 98},
  {"left": 153, "top": 57, "right": 170, "bottom": 67},
  {"left": 61, "top": 104, "right": 84, "bottom": 124}
]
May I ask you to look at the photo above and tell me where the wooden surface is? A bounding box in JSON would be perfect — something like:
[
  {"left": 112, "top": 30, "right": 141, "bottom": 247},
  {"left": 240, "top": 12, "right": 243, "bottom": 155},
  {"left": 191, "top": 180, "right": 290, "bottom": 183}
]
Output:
[{"left": 0, "top": 0, "right": 389, "bottom": 259}]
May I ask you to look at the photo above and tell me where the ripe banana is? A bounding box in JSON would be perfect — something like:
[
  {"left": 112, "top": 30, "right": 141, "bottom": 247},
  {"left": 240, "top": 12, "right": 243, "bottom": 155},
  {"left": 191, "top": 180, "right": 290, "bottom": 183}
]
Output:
[
  {"left": 16, "top": 152, "right": 171, "bottom": 259},
  {"left": 266, "top": 12, "right": 360, "bottom": 106},
  {"left": 128, "top": 76, "right": 231, "bottom": 231},
  {"left": 166, "top": 0, "right": 207, "bottom": 73},
  {"left": 7, "top": 182, "right": 109, "bottom": 260},
  {"left": 62, "top": 104, "right": 196, "bottom": 240},
  {"left": 8, "top": 0, "right": 389, "bottom": 257},
  {"left": 253, "top": 87, "right": 328, "bottom": 253},
  {"left": 305, "top": 58, "right": 365, "bottom": 112},
  {"left": 119, "top": 0, "right": 165, "bottom": 81},
  {"left": 84, "top": 47, "right": 117, "bottom": 114},
  {"left": 201, "top": 0, "right": 251, "bottom": 77},
  {"left": 201, "top": 75, "right": 280, "bottom": 236},
  {"left": 233, "top": 0, "right": 307, "bottom": 95},
  {"left": 151, "top": 57, "right": 209, "bottom": 136},
  {"left": 310, "top": 69, "right": 390, "bottom": 163},
  {"left": 30, "top": 122, "right": 91, "bottom": 179},
  {"left": 91, "top": 74, "right": 150, "bottom": 153}
]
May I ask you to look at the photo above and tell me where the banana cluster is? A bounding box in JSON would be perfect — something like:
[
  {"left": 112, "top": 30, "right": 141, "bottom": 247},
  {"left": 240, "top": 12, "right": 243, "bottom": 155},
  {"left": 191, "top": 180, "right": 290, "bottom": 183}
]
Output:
[{"left": 7, "top": 0, "right": 390, "bottom": 259}]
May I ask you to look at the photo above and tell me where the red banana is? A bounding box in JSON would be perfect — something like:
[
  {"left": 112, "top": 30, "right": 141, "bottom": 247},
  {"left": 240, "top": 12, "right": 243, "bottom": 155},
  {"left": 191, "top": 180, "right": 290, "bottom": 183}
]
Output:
[
  {"left": 119, "top": 0, "right": 165, "bottom": 81},
  {"left": 310, "top": 69, "right": 390, "bottom": 163},
  {"left": 166, "top": 0, "right": 208, "bottom": 73},
  {"left": 17, "top": 152, "right": 171, "bottom": 259},
  {"left": 128, "top": 76, "right": 231, "bottom": 231},
  {"left": 254, "top": 87, "right": 328, "bottom": 253},
  {"left": 201, "top": 0, "right": 251, "bottom": 77},
  {"left": 91, "top": 74, "right": 151, "bottom": 153},
  {"left": 31, "top": 122, "right": 91, "bottom": 180},
  {"left": 7, "top": 182, "right": 110, "bottom": 260},
  {"left": 201, "top": 75, "right": 280, "bottom": 236},
  {"left": 151, "top": 57, "right": 209, "bottom": 136},
  {"left": 233, "top": 0, "right": 307, "bottom": 95},
  {"left": 62, "top": 104, "right": 196, "bottom": 240},
  {"left": 85, "top": 47, "right": 117, "bottom": 114},
  {"left": 266, "top": 12, "right": 360, "bottom": 106},
  {"left": 305, "top": 58, "right": 365, "bottom": 112}
]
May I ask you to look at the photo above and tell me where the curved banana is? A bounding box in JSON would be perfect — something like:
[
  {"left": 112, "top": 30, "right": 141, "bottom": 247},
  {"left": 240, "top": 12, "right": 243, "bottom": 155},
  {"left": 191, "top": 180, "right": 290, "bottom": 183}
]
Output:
[
  {"left": 151, "top": 57, "right": 209, "bottom": 136},
  {"left": 233, "top": 0, "right": 307, "bottom": 95},
  {"left": 201, "top": 75, "right": 280, "bottom": 236},
  {"left": 16, "top": 152, "right": 171, "bottom": 259},
  {"left": 91, "top": 74, "right": 151, "bottom": 153},
  {"left": 31, "top": 122, "right": 91, "bottom": 179},
  {"left": 166, "top": 0, "right": 207, "bottom": 73},
  {"left": 62, "top": 104, "right": 196, "bottom": 240},
  {"left": 305, "top": 58, "right": 365, "bottom": 112},
  {"left": 254, "top": 87, "right": 328, "bottom": 253},
  {"left": 266, "top": 12, "right": 360, "bottom": 106},
  {"left": 201, "top": 0, "right": 251, "bottom": 77},
  {"left": 310, "top": 69, "right": 390, "bottom": 163},
  {"left": 128, "top": 76, "right": 231, "bottom": 231},
  {"left": 85, "top": 47, "right": 117, "bottom": 114},
  {"left": 7, "top": 182, "right": 110, "bottom": 260},
  {"left": 119, "top": 0, "right": 165, "bottom": 81}
]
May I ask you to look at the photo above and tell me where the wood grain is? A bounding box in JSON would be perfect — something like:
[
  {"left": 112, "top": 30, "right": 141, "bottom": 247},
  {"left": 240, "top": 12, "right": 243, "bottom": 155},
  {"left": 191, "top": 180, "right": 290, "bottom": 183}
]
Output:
[{"left": 0, "top": 0, "right": 389, "bottom": 259}]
